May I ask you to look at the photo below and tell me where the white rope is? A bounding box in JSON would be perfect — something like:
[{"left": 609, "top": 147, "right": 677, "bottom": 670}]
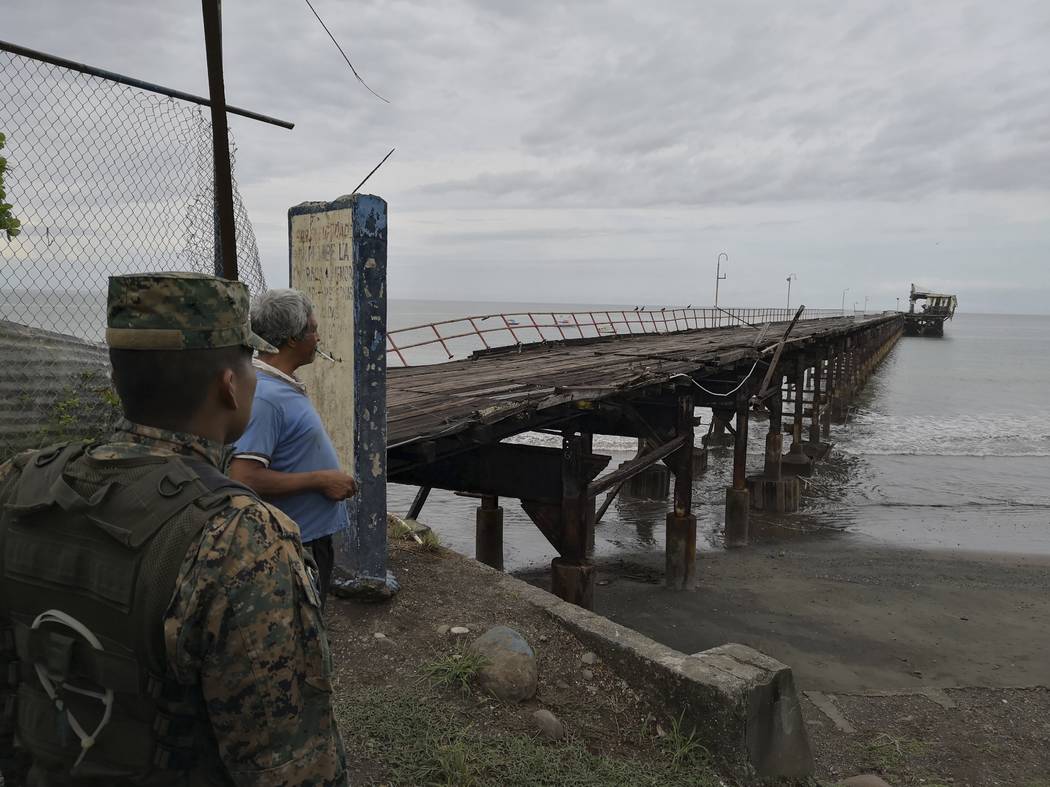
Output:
[
  {"left": 670, "top": 357, "right": 762, "bottom": 397},
  {"left": 31, "top": 609, "right": 114, "bottom": 769}
]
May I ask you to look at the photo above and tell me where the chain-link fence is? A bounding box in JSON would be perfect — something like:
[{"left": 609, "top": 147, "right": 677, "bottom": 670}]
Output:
[{"left": 0, "top": 45, "right": 268, "bottom": 459}]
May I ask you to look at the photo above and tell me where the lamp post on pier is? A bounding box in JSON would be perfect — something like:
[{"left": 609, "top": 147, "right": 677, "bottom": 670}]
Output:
[
  {"left": 714, "top": 252, "right": 728, "bottom": 308},
  {"left": 841, "top": 287, "right": 849, "bottom": 316},
  {"left": 864, "top": 295, "right": 869, "bottom": 314},
  {"left": 786, "top": 273, "right": 797, "bottom": 309}
]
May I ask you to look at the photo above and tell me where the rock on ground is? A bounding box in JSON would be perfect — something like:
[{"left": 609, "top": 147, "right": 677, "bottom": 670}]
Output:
[
  {"left": 532, "top": 709, "right": 565, "bottom": 740},
  {"left": 468, "top": 625, "right": 537, "bottom": 702}
]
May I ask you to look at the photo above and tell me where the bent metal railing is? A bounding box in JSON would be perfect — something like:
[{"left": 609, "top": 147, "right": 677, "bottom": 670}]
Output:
[{"left": 386, "top": 306, "right": 849, "bottom": 367}]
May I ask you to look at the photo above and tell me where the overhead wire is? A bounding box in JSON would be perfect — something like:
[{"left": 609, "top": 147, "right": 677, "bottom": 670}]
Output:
[{"left": 303, "top": 0, "right": 390, "bottom": 103}]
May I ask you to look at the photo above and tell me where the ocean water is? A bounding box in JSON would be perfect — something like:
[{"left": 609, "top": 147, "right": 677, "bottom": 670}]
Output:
[
  {"left": 3, "top": 290, "right": 1045, "bottom": 561},
  {"left": 386, "top": 307, "right": 1050, "bottom": 566}
]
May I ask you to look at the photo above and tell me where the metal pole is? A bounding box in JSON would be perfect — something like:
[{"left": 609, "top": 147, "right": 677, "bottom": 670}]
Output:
[
  {"left": 202, "top": 0, "right": 239, "bottom": 281},
  {"left": 786, "top": 273, "right": 796, "bottom": 309},
  {"left": 714, "top": 252, "right": 728, "bottom": 309},
  {"left": 841, "top": 287, "right": 849, "bottom": 315},
  {"left": 0, "top": 39, "right": 294, "bottom": 129}
]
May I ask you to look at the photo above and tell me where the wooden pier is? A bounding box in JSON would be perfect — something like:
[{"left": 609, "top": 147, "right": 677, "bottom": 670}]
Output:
[{"left": 387, "top": 312, "right": 904, "bottom": 608}]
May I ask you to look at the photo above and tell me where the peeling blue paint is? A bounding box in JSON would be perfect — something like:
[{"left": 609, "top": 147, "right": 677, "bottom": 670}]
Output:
[{"left": 289, "top": 194, "right": 388, "bottom": 582}]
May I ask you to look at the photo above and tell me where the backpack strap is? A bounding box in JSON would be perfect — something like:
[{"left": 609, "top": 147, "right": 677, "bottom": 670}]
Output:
[
  {"left": 4, "top": 443, "right": 89, "bottom": 516},
  {"left": 181, "top": 459, "right": 256, "bottom": 505}
]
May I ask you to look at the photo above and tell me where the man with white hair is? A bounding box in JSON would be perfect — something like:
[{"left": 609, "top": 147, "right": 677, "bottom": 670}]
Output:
[{"left": 230, "top": 288, "right": 357, "bottom": 606}]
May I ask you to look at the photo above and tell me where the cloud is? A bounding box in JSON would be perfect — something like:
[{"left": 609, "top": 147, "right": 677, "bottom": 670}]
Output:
[{"left": 1, "top": 0, "right": 1048, "bottom": 312}]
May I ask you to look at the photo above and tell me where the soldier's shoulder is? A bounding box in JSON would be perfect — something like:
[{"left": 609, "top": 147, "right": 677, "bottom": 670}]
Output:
[
  {"left": 208, "top": 492, "right": 299, "bottom": 533},
  {"left": 195, "top": 492, "right": 302, "bottom": 563}
]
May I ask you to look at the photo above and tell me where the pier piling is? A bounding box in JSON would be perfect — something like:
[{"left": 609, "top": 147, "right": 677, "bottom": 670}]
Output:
[
  {"left": 665, "top": 394, "right": 698, "bottom": 590},
  {"left": 623, "top": 439, "right": 671, "bottom": 499},
  {"left": 475, "top": 495, "right": 504, "bottom": 570},
  {"left": 552, "top": 433, "right": 596, "bottom": 608},
  {"left": 748, "top": 373, "right": 801, "bottom": 512},
  {"left": 782, "top": 357, "right": 816, "bottom": 476},
  {"left": 725, "top": 390, "right": 751, "bottom": 546},
  {"left": 800, "top": 352, "right": 832, "bottom": 461}
]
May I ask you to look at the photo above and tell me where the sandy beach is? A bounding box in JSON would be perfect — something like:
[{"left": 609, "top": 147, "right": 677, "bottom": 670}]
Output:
[{"left": 522, "top": 536, "right": 1050, "bottom": 693}]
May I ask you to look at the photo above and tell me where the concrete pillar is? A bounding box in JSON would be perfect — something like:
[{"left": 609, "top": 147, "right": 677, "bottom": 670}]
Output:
[
  {"left": 582, "top": 432, "right": 596, "bottom": 553},
  {"left": 748, "top": 475, "right": 800, "bottom": 512},
  {"left": 725, "top": 488, "right": 750, "bottom": 548},
  {"left": 808, "top": 357, "right": 822, "bottom": 444},
  {"left": 782, "top": 357, "right": 815, "bottom": 476},
  {"left": 789, "top": 357, "right": 805, "bottom": 454},
  {"left": 800, "top": 354, "right": 831, "bottom": 462},
  {"left": 821, "top": 354, "right": 833, "bottom": 439},
  {"left": 704, "top": 411, "right": 731, "bottom": 447},
  {"left": 848, "top": 343, "right": 858, "bottom": 395},
  {"left": 725, "top": 389, "right": 750, "bottom": 547},
  {"left": 555, "top": 433, "right": 594, "bottom": 608},
  {"left": 748, "top": 374, "right": 801, "bottom": 512},
  {"left": 666, "top": 394, "right": 697, "bottom": 590},
  {"left": 475, "top": 495, "right": 504, "bottom": 570},
  {"left": 623, "top": 445, "right": 671, "bottom": 499},
  {"left": 763, "top": 376, "right": 784, "bottom": 480},
  {"left": 691, "top": 445, "right": 709, "bottom": 477},
  {"left": 290, "top": 194, "right": 388, "bottom": 588},
  {"left": 551, "top": 558, "right": 594, "bottom": 609},
  {"left": 831, "top": 341, "right": 849, "bottom": 420}
]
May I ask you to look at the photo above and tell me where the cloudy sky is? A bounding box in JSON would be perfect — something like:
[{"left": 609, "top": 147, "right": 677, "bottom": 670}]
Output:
[{"left": 6, "top": 0, "right": 1049, "bottom": 312}]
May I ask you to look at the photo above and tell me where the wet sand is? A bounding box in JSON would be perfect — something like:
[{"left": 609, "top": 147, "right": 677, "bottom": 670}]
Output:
[{"left": 519, "top": 535, "right": 1050, "bottom": 693}]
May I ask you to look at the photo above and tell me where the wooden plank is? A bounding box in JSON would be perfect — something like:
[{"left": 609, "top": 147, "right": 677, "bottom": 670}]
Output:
[{"left": 587, "top": 434, "right": 687, "bottom": 498}]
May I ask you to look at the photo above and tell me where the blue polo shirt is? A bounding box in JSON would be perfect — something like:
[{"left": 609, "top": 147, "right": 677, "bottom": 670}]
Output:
[{"left": 233, "top": 368, "right": 348, "bottom": 543}]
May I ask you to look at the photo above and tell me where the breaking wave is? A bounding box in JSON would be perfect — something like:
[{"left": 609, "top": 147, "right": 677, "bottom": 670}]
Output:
[{"left": 840, "top": 412, "right": 1050, "bottom": 458}]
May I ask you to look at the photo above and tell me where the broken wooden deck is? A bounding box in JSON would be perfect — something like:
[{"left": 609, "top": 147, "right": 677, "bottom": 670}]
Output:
[
  {"left": 389, "top": 314, "right": 886, "bottom": 457},
  {"left": 386, "top": 312, "right": 905, "bottom": 609}
]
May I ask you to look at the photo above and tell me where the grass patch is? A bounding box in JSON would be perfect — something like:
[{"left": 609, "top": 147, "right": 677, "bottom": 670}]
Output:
[
  {"left": 388, "top": 516, "right": 441, "bottom": 552},
  {"left": 659, "top": 712, "right": 711, "bottom": 768},
  {"left": 862, "top": 732, "right": 927, "bottom": 772},
  {"left": 337, "top": 686, "right": 724, "bottom": 787},
  {"left": 421, "top": 650, "right": 488, "bottom": 692},
  {"left": 419, "top": 529, "right": 442, "bottom": 552},
  {"left": 389, "top": 515, "right": 417, "bottom": 541}
]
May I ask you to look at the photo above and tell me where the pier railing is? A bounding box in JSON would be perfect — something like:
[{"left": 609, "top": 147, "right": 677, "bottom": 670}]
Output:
[{"left": 386, "top": 306, "right": 847, "bottom": 367}]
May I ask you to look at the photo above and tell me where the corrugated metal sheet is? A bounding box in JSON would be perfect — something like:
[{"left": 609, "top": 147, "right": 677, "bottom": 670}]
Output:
[{"left": 0, "top": 320, "right": 115, "bottom": 460}]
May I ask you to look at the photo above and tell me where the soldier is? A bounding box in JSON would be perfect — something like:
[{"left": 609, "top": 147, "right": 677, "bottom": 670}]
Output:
[{"left": 0, "top": 273, "right": 348, "bottom": 785}]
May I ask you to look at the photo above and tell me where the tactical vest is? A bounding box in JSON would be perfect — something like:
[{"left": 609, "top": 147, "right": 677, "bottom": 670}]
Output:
[{"left": 0, "top": 441, "right": 253, "bottom": 786}]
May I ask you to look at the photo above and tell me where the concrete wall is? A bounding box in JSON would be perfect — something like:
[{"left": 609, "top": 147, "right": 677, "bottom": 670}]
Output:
[{"left": 289, "top": 194, "right": 389, "bottom": 586}]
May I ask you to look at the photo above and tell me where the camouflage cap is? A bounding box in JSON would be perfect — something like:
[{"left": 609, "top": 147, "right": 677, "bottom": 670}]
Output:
[{"left": 106, "top": 272, "right": 278, "bottom": 353}]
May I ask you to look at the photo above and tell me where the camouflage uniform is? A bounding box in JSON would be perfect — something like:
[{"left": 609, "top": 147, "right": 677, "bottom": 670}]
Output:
[{"left": 0, "top": 273, "right": 348, "bottom": 785}]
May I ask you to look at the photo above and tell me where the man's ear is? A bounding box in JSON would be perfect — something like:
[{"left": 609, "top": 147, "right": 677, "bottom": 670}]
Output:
[{"left": 218, "top": 368, "right": 239, "bottom": 411}]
